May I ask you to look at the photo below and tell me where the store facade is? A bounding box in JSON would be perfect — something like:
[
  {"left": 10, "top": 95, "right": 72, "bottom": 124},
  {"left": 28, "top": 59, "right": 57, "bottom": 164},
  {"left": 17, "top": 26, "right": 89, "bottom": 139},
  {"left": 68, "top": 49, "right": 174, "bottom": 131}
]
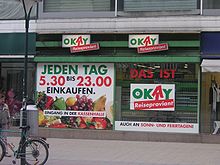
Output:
[
  {"left": 201, "top": 32, "right": 220, "bottom": 133},
  {"left": 34, "top": 33, "right": 201, "bottom": 133}
]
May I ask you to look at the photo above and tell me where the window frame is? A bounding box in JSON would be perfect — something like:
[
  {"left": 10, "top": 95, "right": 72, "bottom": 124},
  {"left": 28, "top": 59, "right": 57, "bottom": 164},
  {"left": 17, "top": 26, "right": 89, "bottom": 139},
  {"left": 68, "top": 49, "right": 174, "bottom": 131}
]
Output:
[
  {"left": 38, "top": 0, "right": 201, "bottom": 19},
  {"left": 38, "top": 1, "right": 116, "bottom": 19}
]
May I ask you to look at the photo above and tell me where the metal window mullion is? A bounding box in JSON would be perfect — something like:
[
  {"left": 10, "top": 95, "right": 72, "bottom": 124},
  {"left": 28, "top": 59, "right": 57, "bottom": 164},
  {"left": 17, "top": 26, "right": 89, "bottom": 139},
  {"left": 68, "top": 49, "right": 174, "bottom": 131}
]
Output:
[
  {"left": 200, "top": 0, "right": 203, "bottom": 15},
  {"left": 115, "top": 0, "right": 118, "bottom": 17}
]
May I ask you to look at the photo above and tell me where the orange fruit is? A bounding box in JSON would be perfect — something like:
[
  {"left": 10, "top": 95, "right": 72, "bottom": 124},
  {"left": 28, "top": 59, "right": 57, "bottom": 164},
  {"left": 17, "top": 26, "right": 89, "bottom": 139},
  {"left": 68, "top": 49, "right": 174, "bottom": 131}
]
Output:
[{"left": 66, "top": 97, "right": 76, "bottom": 107}]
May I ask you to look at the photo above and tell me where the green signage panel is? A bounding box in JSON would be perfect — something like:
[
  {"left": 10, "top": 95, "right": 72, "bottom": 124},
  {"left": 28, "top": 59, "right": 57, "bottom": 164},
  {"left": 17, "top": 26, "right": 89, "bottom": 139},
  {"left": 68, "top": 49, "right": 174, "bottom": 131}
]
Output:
[{"left": 0, "top": 33, "right": 36, "bottom": 54}]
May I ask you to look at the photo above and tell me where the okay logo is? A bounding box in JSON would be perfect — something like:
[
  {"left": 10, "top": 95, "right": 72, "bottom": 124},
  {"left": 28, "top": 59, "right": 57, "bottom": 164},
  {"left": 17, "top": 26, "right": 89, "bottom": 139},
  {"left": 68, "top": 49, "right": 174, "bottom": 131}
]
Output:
[
  {"left": 129, "top": 34, "right": 159, "bottom": 48},
  {"left": 62, "top": 35, "right": 91, "bottom": 47},
  {"left": 130, "top": 84, "right": 175, "bottom": 101}
]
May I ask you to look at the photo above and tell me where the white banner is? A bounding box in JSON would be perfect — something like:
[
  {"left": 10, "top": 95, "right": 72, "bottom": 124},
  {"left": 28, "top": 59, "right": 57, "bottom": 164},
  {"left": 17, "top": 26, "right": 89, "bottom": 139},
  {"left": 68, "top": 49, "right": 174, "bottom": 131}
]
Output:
[
  {"left": 44, "top": 110, "right": 106, "bottom": 118},
  {"left": 115, "top": 121, "right": 199, "bottom": 133}
]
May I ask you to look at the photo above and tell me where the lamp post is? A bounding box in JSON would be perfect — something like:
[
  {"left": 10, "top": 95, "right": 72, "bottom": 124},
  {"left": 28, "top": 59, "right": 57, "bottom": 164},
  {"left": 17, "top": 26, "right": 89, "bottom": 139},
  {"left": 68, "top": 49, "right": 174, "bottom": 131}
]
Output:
[{"left": 19, "top": 0, "right": 41, "bottom": 164}]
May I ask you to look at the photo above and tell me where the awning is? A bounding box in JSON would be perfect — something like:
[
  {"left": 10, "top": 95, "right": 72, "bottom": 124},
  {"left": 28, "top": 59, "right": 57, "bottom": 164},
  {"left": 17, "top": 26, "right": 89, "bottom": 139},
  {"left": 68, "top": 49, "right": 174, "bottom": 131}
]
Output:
[{"left": 201, "top": 59, "right": 220, "bottom": 72}]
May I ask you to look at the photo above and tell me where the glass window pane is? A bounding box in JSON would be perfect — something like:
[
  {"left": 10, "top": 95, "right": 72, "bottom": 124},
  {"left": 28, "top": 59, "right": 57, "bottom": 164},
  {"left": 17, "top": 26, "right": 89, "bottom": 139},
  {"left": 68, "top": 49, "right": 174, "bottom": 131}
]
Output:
[
  {"left": 44, "top": 0, "right": 111, "bottom": 12},
  {"left": 116, "top": 63, "right": 198, "bottom": 123},
  {"left": 203, "top": 0, "right": 220, "bottom": 9},
  {"left": 0, "top": 0, "right": 37, "bottom": 19},
  {"left": 1, "top": 62, "right": 36, "bottom": 126},
  {"left": 124, "top": 0, "right": 198, "bottom": 12}
]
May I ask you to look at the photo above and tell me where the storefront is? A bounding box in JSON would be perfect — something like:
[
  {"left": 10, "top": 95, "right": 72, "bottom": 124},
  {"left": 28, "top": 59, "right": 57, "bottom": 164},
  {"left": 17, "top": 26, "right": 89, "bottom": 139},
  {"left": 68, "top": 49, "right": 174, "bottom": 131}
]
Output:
[
  {"left": 34, "top": 33, "right": 201, "bottom": 133},
  {"left": 201, "top": 32, "right": 220, "bottom": 133},
  {"left": 0, "top": 33, "right": 36, "bottom": 125}
]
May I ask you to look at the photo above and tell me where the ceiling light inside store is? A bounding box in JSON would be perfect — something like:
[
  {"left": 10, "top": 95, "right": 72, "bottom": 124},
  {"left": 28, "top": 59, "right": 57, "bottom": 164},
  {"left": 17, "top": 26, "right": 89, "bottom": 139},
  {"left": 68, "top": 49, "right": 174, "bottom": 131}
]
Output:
[
  {"left": 184, "top": 64, "right": 188, "bottom": 69},
  {"left": 154, "top": 65, "right": 161, "bottom": 68},
  {"left": 137, "top": 64, "right": 147, "bottom": 68}
]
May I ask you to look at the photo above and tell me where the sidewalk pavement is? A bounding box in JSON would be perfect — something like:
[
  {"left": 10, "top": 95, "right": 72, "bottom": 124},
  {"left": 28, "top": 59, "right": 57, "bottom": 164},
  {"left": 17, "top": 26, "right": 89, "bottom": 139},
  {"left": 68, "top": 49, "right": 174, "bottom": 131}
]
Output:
[{"left": 1, "top": 137, "right": 220, "bottom": 165}]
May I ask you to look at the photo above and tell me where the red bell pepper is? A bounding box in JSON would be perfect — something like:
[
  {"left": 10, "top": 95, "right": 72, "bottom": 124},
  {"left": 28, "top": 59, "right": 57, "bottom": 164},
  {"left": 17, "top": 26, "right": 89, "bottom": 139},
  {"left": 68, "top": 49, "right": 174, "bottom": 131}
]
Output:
[{"left": 45, "top": 96, "right": 54, "bottom": 109}]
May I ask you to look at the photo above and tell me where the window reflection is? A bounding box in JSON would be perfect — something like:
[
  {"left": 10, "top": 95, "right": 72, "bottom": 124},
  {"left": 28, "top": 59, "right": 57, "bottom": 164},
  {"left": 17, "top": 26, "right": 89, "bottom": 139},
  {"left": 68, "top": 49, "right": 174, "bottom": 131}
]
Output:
[
  {"left": 204, "top": 0, "right": 220, "bottom": 9},
  {"left": 44, "top": 0, "right": 111, "bottom": 12},
  {"left": 0, "top": 62, "right": 36, "bottom": 126},
  {"left": 0, "top": 0, "right": 37, "bottom": 19}
]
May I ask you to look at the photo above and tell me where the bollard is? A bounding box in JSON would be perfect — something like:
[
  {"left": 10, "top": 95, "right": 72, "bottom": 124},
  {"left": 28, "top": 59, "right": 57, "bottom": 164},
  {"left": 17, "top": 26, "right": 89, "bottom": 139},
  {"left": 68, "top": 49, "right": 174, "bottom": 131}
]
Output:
[{"left": 26, "top": 105, "right": 38, "bottom": 136}]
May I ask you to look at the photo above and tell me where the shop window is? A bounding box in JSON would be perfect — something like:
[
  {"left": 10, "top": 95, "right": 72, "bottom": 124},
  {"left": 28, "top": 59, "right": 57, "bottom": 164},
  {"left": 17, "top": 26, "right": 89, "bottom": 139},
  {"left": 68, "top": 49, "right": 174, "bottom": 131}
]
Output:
[
  {"left": 201, "top": 71, "right": 220, "bottom": 133},
  {"left": 0, "top": 62, "right": 36, "bottom": 126},
  {"left": 115, "top": 63, "right": 199, "bottom": 126}
]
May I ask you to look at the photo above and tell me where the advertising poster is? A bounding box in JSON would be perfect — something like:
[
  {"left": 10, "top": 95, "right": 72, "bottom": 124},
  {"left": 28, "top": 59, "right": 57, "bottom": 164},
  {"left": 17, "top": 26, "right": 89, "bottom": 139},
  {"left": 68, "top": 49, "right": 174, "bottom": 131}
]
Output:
[
  {"left": 36, "top": 63, "right": 114, "bottom": 129},
  {"left": 130, "top": 84, "right": 175, "bottom": 111}
]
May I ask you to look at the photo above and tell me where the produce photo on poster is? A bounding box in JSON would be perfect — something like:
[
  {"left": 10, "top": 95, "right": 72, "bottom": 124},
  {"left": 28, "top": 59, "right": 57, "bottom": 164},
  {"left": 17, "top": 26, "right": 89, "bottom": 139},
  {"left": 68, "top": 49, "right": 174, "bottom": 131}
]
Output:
[
  {"left": 36, "top": 63, "right": 114, "bottom": 129},
  {"left": 130, "top": 84, "right": 175, "bottom": 111}
]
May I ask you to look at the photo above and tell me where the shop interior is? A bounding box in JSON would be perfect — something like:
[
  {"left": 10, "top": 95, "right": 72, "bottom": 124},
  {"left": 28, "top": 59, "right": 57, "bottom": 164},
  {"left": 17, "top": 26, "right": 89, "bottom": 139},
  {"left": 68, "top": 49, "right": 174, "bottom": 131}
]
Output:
[
  {"left": 0, "top": 62, "right": 36, "bottom": 126},
  {"left": 201, "top": 72, "right": 220, "bottom": 133}
]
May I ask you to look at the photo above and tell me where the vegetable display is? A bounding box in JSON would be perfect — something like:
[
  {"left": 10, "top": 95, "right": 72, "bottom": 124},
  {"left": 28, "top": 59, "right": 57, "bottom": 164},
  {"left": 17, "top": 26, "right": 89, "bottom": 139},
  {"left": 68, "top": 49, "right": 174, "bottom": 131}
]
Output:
[{"left": 36, "top": 92, "right": 113, "bottom": 129}]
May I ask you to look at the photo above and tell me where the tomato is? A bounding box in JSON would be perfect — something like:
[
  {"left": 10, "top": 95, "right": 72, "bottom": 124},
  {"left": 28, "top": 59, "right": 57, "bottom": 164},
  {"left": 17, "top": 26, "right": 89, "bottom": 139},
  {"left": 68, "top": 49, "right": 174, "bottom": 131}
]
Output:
[
  {"left": 78, "top": 123, "right": 87, "bottom": 129},
  {"left": 93, "top": 117, "right": 107, "bottom": 129}
]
